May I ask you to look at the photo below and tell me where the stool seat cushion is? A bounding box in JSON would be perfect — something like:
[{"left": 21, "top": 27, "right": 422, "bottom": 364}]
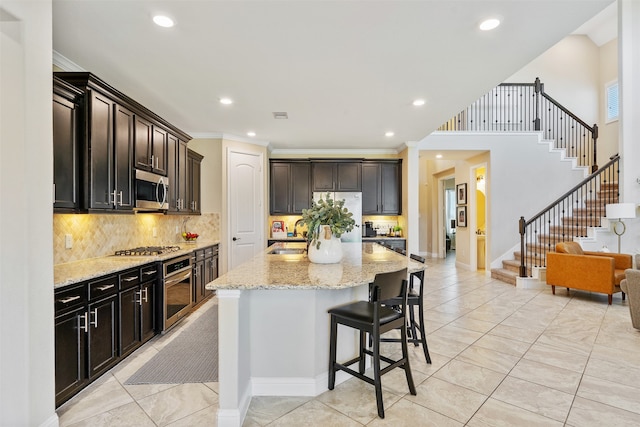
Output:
[{"left": 329, "top": 301, "right": 401, "bottom": 324}]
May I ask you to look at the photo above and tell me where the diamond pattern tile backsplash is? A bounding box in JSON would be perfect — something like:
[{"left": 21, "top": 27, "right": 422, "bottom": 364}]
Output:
[{"left": 54, "top": 213, "right": 220, "bottom": 265}]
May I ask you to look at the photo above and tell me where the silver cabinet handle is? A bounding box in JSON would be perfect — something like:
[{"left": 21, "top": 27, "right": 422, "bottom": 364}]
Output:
[
  {"left": 80, "top": 312, "right": 89, "bottom": 333},
  {"left": 58, "top": 295, "right": 80, "bottom": 304},
  {"left": 96, "top": 284, "right": 115, "bottom": 291},
  {"left": 143, "top": 270, "right": 157, "bottom": 276},
  {"left": 156, "top": 156, "right": 159, "bottom": 169},
  {"left": 151, "top": 155, "right": 155, "bottom": 168},
  {"left": 135, "top": 290, "right": 142, "bottom": 305},
  {"left": 90, "top": 308, "right": 98, "bottom": 328},
  {"left": 122, "top": 276, "right": 138, "bottom": 282},
  {"left": 118, "top": 191, "right": 123, "bottom": 206},
  {"left": 111, "top": 190, "right": 117, "bottom": 205},
  {"left": 142, "top": 288, "right": 148, "bottom": 303}
]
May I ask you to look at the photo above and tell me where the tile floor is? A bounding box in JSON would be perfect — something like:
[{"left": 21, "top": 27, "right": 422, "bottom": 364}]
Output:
[{"left": 56, "top": 255, "right": 640, "bottom": 426}]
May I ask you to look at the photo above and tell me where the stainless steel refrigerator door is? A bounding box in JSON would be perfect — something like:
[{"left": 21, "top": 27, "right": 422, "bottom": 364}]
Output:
[{"left": 313, "top": 192, "right": 362, "bottom": 242}]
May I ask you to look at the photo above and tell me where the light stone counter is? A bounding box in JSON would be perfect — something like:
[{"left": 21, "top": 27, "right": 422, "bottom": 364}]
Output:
[
  {"left": 207, "top": 241, "right": 425, "bottom": 427},
  {"left": 54, "top": 240, "right": 220, "bottom": 289},
  {"left": 207, "top": 241, "right": 422, "bottom": 291}
]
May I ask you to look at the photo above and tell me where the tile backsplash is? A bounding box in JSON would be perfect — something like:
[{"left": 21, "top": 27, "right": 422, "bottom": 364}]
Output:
[{"left": 54, "top": 213, "right": 220, "bottom": 265}]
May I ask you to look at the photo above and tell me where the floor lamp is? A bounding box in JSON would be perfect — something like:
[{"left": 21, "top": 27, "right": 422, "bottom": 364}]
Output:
[{"left": 605, "top": 203, "right": 637, "bottom": 253}]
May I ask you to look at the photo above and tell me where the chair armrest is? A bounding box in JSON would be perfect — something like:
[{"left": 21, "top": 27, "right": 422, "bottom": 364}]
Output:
[{"left": 583, "top": 252, "right": 633, "bottom": 270}]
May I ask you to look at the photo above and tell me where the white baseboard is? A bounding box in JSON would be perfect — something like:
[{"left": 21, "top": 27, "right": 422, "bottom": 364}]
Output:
[
  {"left": 251, "top": 369, "right": 355, "bottom": 397},
  {"left": 39, "top": 413, "right": 59, "bottom": 427}
]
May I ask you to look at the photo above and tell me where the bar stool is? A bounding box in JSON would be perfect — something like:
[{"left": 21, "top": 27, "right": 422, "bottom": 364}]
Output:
[
  {"left": 328, "top": 268, "right": 416, "bottom": 418},
  {"left": 380, "top": 254, "right": 431, "bottom": 364}
]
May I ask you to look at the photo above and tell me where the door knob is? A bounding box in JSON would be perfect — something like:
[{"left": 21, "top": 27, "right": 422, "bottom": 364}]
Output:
[{"left": 232, "top": 237, "right": 240, "bottom": 241}]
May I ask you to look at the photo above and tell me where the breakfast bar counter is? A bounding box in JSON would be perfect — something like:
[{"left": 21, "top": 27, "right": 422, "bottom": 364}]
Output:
[{"left": 206, "top": 241, "right": 424, "bottom": 427}]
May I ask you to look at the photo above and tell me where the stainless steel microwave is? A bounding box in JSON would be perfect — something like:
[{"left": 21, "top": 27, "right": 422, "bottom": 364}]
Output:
[{"left": 134, "top": 169, "right": 169, "bottom": 211}]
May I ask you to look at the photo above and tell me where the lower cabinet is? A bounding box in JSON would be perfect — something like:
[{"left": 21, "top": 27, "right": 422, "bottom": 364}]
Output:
[
  {"left": 193, "top": 245, "right": 218, "bottom": 305},
  {"left": 54, "top": 262, "right": 158, "bottom": 407}
]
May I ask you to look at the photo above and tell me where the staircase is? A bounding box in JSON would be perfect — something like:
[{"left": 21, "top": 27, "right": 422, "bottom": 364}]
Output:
[{"left": 491, "top": 181, "right": 619, "bottom": 285}]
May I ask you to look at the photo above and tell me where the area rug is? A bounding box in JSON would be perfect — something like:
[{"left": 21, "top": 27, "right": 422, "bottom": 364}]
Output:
[{"left": 125, "top": 303, "right": 218, "bottom": 384}]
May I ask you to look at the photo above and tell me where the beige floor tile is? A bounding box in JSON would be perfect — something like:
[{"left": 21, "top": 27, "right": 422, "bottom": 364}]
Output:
[
  {"left": 404, "top": 376, "right": 486, "bottom": 423},
  {"left": 577, "top": 374, "right": 640, "bottom": 415},
  {"left": 407, "top": 347, "right": 450, "bottom": 376},
  {"left": 268, "top": 400, "right": 362, "bottom": 427},
  {"left": 204, "top": 382, "right": 219, "bottom": 394},
  {"left": 110, "top": 344, "right": 160, "bottom": 384},
  {"left": 137, "top": 383, "right": 218, "bottom": 426},
  {"left": 449, "top": 316, "right": 496, "bottom": 333},
  {"left": 166, "top": 404, "right": 218, "bottom": 426},
  {"left": 509, "top": 359, "right": 582, "bottom": 395},
  {"left": 566, "top": 396, "right": 640, "bottom": 427},
  {"left": 123, "top": 383, "right": 178, "bottom": 401},
  {"left": 590, "top": 342, "right": 640, "bottom": 368},
  {"left": 534, "top": 330, "right": 594, "bottom": 356},
  {"left": 429, "top": 325, "right": 484, "bottom": 345},
  {"left": 488, "top": 324, "right": 541, "bottom": 343},
  {"left": 491, "top": 376, "right": 573, "bottom": 422},
  {"left": 467, "top": 397, "right": 563, "bottom": 427},
  {"left": 243, "top": 396, "right": 311, "bottom": 426},
  {"left": 380, "top": 364, "right": 429, "bottom": 394},
  {"left": 316, "top": 375, "right": 402, "bottom": 424},
  {"left": 367, "top": 398, "right": 463, "bottom": 427},
  {"left": 523, "top": 342, "right": 589, "bottom": 373},
  {"left": 432, "top": 359, "right": 505, "bottom": 396},
  {"left": 455, "top": 344, "right": 521, "bottom": 374},
  {"left": 63, "top": 401, "right": 155, "bottom": 427},
  {"left": 584, "top": 355, "right": 640, "bottom": 388},
  {"left": 424, "top": 335, "right": 470, "bottom": 358},
  {"left": 473, "top": 334, "right": 531, "bottom": 357},
  {"left": 57, "top": 374, "right": 134, "bottom": 426}
]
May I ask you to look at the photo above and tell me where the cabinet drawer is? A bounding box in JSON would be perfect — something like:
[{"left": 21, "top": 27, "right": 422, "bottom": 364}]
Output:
[
  {"left": 88, "top": 275, "right": 118, "bottom": 300},
  {"left": 55, "top": 284, "right": 87, "bottom": 314},
  {"left": 195, "top": 249, "right": 206, "bottom": 261},
  {"left": 140, "top": 263, "right": 159, "bottom": 282},
  {"left": 204, "top": 246, "right": 215, "bottom": 259},
  {"left": 119, "top": 268, "right": 141, "bottom": 290}
]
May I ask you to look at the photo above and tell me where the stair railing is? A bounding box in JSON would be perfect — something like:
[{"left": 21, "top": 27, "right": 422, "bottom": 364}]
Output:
[
  {"left": 518, "top": 154, "right": 620, "bottom": 277},
  {"left": 439, "top": 77, "right": 599, "bottom": 171}
]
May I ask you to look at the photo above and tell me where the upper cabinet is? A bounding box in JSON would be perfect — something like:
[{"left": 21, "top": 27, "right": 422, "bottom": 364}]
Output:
[
  {"left": 53, "top": 77, "right": 83, "bottom": 212},
  {"left": 187, "top": 149, "right": 203, "bottom": 215},
  {"left": 362, "top": 160, "right": 402, "bottom": 215},
  {"left": 53, "top": 72, "right": 192, "bottom": 213},
  {"left": 311, "top": 161, "right": 361, "bottom": 192},
  {"left": 167, "top": 135, "right": 190, "bottom": 213},
  {"left": 270, "top": 161, "right": 311, "bottom": 214}
]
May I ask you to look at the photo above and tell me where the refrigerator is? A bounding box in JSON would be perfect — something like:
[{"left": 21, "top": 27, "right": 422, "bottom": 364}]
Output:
[{"left": 312, "top": 192, "right": 362, "bottom": 242}]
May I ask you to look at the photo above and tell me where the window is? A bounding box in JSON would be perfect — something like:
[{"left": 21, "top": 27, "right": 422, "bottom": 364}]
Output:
[{"left": 606, "top": 80, "right": 619, "bottom": 123}]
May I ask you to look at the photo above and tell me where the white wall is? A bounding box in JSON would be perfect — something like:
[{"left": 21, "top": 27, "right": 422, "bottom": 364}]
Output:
[
  {"left": 419, "top": 133, "right": 589, "bottom": 268},
  {"left": 1, "top": 1, "right": 57, "bottom": 425},
  {"left": 188, "top": 138, "right": 223, "bottom": 214}
]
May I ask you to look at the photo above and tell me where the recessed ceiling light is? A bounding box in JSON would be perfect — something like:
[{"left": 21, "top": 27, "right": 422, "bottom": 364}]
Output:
[
  {"left": 385, "top": 131, "right": 395, "bottom": 137},
  {"left": 247, "top": 131, "right": 256, "bottom": 137},
  {"left": 436, "top": 154, "right": 443, "bottom": 159},
  {"left": 219, "top": 97, "right": 233, "bottom": 105},
  {"left": 479, "top": 18, "right": 500, "bottom": 31},
  {"left": 153, "top": 15, "right": 174, "bottom": 28},
  {"left": 412, "top": 99, "right": 426, "bottom": 106},
  {"left": 273, "top": 112, "right": 288, "bottom": 119}
]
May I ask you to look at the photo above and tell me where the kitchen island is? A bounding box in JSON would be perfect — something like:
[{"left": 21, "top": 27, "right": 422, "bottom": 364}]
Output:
[{"left": 206, "top": 241, "right": 424, "bottom": 427}]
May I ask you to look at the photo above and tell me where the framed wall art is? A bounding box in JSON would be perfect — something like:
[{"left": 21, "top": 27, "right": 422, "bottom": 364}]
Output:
[
  {"left": 456, "top": 183, "right": 467, "bottom": 205},
  {"left": 456, "top": 206, "right": 467, "bottom": 227}
]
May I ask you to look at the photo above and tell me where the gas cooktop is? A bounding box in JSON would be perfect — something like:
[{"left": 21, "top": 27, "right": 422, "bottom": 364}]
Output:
[{"left": 114, "top": 245, "right": 182, "bottom": 256}]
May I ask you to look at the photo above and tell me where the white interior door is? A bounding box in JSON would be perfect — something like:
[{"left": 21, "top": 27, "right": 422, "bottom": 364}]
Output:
[{"left": 228, "top": 150, "right": 264, "bottom": 270}]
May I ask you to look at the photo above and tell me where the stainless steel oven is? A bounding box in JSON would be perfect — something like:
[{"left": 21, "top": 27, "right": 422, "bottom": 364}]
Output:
[{"left": 162, "top": 254, "right": 192, "bottom": 332}]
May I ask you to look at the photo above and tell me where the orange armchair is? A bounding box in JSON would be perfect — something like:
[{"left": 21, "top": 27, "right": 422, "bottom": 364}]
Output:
[{"left": 546, "top": 242, "right": 632, "bottom": 304}]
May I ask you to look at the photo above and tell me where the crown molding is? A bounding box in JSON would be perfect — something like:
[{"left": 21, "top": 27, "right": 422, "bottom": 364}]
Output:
[
  {"left": 270, "top": 148, "right": 400, "bottom": 156},
  {"left": 190, "top": 132, "right": 270, "bottom": 147},
  {"left": 52, "top": 50, "right": 85, "bottom": 71}
]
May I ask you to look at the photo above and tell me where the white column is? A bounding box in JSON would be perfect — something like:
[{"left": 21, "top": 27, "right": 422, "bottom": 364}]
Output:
[{"left": 405, "top": 142, "right": 420, "bottom": 256}]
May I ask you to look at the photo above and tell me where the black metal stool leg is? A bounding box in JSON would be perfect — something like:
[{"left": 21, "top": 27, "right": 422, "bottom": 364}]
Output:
[
  {"left": 417, "top": 298, "right": 431, "bottom": 364},
  {"left": 328, "top": 315, "right": 337, "bottom": 390},
  {"left": 372, "top": 328, "right": 385, "bottom": 418},
  {"left": 400, "top": 320, "right": 417, "bottom": 396},
  {"left": 359, "top": 330, "right": 366, "bottom": 374}
]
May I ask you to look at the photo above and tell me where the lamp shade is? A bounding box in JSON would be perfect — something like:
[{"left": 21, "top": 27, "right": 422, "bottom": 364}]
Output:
[{"left": 606, "top": 203, "right": 637, "bottom": 219}]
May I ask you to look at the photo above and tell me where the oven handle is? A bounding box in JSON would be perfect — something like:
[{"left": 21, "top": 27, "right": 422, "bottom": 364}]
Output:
[{"left": 165, "top": 270, "right": 191, "bottom": 287}]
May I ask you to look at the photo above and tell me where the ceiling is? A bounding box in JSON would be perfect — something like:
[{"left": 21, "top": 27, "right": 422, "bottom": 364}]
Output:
[{"left": 52, "top": 0, "right": 615, "bottom": 152}]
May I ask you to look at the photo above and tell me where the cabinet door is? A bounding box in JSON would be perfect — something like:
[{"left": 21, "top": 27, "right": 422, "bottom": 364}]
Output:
[
  {"left": 166, "top": 133, "right": 178, "bottom": 212},
  {"left": 87, "top": 295, "right": 118, "bottom": 379},
  {"left": 188, "top": 151, "right": 202, "bottom": 214},
  {"left": 119, "top": 286, "right": 140, "bottom": 357},
  {"left": 381, "top": 163, "right": 401, "bottom": 214},
  {"left": 362, "top": 163, "right": 381, "bottom": 214},
  {"left": 291, "top": 163, "right": 311, "bottom": 213},
  {"left": 55, "top": 307, "right": 87, "bottom": 407},
  {"left": 152, "top": 126, "right": 168, "bottom": 175},
  {"left": 141, "top": 280, "right": 156, "bottom": 343},
  {"left": 177, "top": 140, "right": 189, "bottom": 211},
  {"left": 89, "top": 91, "right": 114, "bottom": 209},
  {"left": 134, "top": 115, "right": 153, "bottom": 170},
  {"left": 114, "top": 104, "right": 134, "bottom": 210},
  {"left": 270, "top": 162, "right": 291, "bottom": 214},
  {"left": 193, "top": 260, "right": 205, "bottom": 304},
  {"left": 53, "top": 91, "right": 80, "bottom": 210},
  {"left": 336, "top": 162, "right": 361, "bottom": 191},
  {"left": 312, "top": 163, "right": 336, "bottom": 192}
]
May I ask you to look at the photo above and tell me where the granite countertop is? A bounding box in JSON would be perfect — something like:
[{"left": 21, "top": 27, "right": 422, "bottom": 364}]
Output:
[
  {"left": 206, "top": 241, "right": 423, "bottom": 291},
  {"left": 54, "top": 240, "right": 220, "bottom": 289}
]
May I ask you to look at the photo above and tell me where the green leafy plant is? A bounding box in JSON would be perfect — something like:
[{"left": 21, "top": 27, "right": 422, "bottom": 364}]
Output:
[{"left": 301, "top": 193, "right": 356, "bottom": 249}]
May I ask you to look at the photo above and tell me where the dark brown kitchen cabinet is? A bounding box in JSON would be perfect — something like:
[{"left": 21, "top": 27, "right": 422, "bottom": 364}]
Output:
[
  {"left": 203, "top": 245, "right": 218, "bottom": 298},
  {"left": 86, "top": 275, "right": 119, "bottom": 379},
  {"left": 311, "top": 161, "right": 361, "bottom": 192},
  {"left": 134, "top": 115, "right": 168, "bottom": 176},
  {"left": 53, "top": 77, "right": 83, "bottom": 212},
  {"left": 362, "top": 160, "right": 402, "bottom": 215},
  {"left": 167, "top": 135, "right": 190, "bottom": 213},
  {"left": 270, "top": 161, "right": 311, "bottom": 214},
  {"left": 119, "top": 264, "right": 157, "bottom": 357},
  {"left": 187, "top": 149, "right": 203, "bottom": 214},
  {"left": 193, "top": 245, "right": 218, "bottom": 305}
]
